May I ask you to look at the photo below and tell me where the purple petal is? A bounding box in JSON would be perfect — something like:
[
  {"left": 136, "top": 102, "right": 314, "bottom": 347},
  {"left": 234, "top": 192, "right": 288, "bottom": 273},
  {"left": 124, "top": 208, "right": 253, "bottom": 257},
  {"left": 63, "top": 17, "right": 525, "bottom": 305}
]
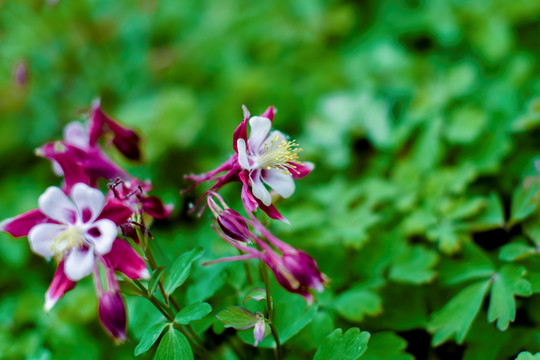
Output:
[
  {"left": 106, "top": 119, "right": 141, "bottom": 161},
  {"left": 99, "top": 290, "right": 127, "bottom": 341},
  {"left": 140, "top": 195, "right": 173, "bottom": 219},
  {"left": 89, "top": 99, "right": 107, "bottom": 147},
  {"left": 239, "top": 171, "right": 258, "bottom": 212},
  {"left": 217, "top": 209, "right": 251, "bottom": 242},
  {"left": 103, "top": 239, "right": 150, "bottom": 280},
  {"left": 98, "top": 199, "right": 133, "bottom": 226},
  {"left": 258, "top": 202, "right": 289, "bottom": 225},
  {"left": 253, "top": 318, "right": 268, "bottom": 346},
  {"left": 0, "top": 209, "right": 51, "bottom": 238},
  {"left": 44, "top": 260, "right": 77, "bottom": 312}
]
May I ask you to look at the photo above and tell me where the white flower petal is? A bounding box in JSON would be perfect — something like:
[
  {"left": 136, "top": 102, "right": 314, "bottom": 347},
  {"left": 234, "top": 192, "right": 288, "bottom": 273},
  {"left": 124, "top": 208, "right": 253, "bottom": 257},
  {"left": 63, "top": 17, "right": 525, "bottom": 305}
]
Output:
[
  {"left": 63, "top": 121, "right": 89, "bottom": 149},
  {"left": 262, "top": 169, "right": 295, "bottom": 199},
  {"left": 250, "top": 172, "right": 272, "bottom": 206},
  {"left": 237, "top": 138, "right": 251, "bottom": 170},
  {"left": 39, "top": 187, "right": 77, "bottom": 224},
  {"left": 28, "top": 223, "right": 67, "bottom": 258},
  {"left": 85, "top": 219, "right": 117, "bottom": 255},
  {"left": 71, "top": 183, "right": 105, "bottom": 224},
  {"left": 64, "top": 247, "right": 95, "bottom": 281},
  {"left": 248, "top": 116, "right": 271, "bottom": 151}
]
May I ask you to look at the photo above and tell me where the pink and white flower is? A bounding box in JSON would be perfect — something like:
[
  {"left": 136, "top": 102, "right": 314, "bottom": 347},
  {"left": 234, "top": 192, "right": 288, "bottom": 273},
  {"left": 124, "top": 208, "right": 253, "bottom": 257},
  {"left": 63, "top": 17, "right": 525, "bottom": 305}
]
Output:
[{"left": 184, "top": 105, "right": 313, "bottom": 222}]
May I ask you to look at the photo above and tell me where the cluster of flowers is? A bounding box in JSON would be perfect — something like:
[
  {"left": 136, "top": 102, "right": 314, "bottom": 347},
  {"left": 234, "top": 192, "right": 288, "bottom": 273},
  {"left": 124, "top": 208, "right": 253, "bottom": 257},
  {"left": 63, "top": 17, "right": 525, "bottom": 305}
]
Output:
[
  {"left": 185, "top": 106, "right": 327, "bottom": 307},
  {"left": 0, "top": 100, "right": 172, "bottom": 341}
]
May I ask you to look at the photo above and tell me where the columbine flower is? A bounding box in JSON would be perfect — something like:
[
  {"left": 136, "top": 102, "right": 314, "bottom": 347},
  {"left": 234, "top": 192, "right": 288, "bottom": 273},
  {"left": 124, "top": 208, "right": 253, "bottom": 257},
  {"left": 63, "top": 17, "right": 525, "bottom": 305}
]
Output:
[
  {"left": 204, "top": 199, "right": 327, "bottom": 304},
  {"left": 184, "top": 105, "right": 313, "bottom": 222},
  {"left": 27, "top": 183, "right": 119, "bottom": 280},
  {"left": 36, "top": 99, "right": 141, "bottom": 186},
  {"left": 0, "top": 182, "right": 149, "bottom": 312}
]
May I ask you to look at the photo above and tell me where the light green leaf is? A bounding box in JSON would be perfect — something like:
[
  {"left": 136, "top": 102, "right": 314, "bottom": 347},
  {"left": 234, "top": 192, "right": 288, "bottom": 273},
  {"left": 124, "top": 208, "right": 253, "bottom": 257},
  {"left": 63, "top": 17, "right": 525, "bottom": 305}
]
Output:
[
  {"left": 163, "top": 248, "right": 204, "bottom": 296},
  {"left": 154, "top": 325, "right": 193, "bottom": 360},
  {"left": 134, "top": 322, "right": 167, "bottom": 356},
  {"left": 389, "top": 245, "right": 438, "bottom": 284},
  {"left": 313, "top": 328, "right": 370, "bottom": 360},
  {"left": 499, "top": 241, "right": 537, "bottom": 262},
  {"left": 428, "top": 280, "right": 491, "bottom": 345},
  {"left": 244, "top": 287, "right": 267, "bottom": 304},
  {"left": 488, "top": 264, "right": 532, "bottom": 330},
  {"left": 335, "top": 288, "right": 383, "bottom": 322},
  {"left": 362, "top": 332, "right": 413, "bottom": 360},
  {"left": 174, "top": 302, "right": 212, "bottom": 325},
  {"left": 216, "top": 306, "right": 257, "bottom": 330},
  {"left": 510, "top": 183, "right": 539, "bottom": 226},
  {"left": 516, "top": 352, "right": 540, "bottom": 360},
  {"left": 468, "top": 193, "right": 505, "bottom": 231}
]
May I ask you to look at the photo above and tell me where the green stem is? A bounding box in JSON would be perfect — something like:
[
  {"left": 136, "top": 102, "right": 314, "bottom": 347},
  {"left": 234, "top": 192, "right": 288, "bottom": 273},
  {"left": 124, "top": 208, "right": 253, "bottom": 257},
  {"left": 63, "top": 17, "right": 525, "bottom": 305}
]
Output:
[{"left": 260, "top": 261, "right": 282, "bottom": 360}]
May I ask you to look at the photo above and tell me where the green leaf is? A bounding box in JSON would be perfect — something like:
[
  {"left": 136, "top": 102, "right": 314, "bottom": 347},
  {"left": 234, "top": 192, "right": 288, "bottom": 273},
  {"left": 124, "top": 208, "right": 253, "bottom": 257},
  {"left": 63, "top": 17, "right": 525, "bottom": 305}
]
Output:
[
  {"left": 174, "top": 302, "right": 212, "bottom": 325},
  {"left": 163, "top": 248, "right": 204, "bottom": 296},
  {"left": 148, "top": 267, "right": 166, "bottom": 296},
  {"left": 362, "top": 332, "right": 413, "bottom": 360},
  {"left": 134, "top": 322, "right": 168, "bottom": 356},
  {"left": 154, "top": 325, "right": 193, "bottom": 360},
  {"left": 428, "top": 280, "right": 491, "bottom": 345},
  {"left": 468, "top": 193, "right": 505, "bottom": 231},
  {"left": 216, "top": 306, "right": 257, "bottom": 330},
  {"left": 335, "top": 288, "right": 383, "bottom": 322},
  {"left": 488, "top": 264, "right": 532, "bottom": 330},
  {"left": 313, "top": 328, "right": 370, "bottom": 360},
  {"left": 499, "top": 241, "right": 537, "bottom": 262},
  {"left": 244, "top": 287, "right": 267, "bottom": 304},
  {"left": 516, "top": 352, "right": 540, "bottom": 360},
  {"left": 389, "top": 245, "right": 438, "bottom": 284},
  {"left": 510, "top": 183, "right": 539, "bottom": 226}
]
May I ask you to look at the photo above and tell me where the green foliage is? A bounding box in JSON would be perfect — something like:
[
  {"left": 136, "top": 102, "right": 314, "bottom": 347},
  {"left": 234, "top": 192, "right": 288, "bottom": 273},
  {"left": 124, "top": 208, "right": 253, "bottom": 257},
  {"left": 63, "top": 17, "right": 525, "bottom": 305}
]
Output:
[
  {"left": 313, "top": 328, "right": 370, "bottom": 360},
  {"left": 154, "top": 325, "right": 193, "bottom": 360},
  {"left": 162, "top": 247, "right": 204, "bottom": 296},
  {"left": 174, "top": 302, "right": 212, "bottom": 325},
  {"left": 216, "top": 306, "right": 258, "bottom": 330},
  {"left": 134, "top": 323, "right": 168, "bottom": 356}
]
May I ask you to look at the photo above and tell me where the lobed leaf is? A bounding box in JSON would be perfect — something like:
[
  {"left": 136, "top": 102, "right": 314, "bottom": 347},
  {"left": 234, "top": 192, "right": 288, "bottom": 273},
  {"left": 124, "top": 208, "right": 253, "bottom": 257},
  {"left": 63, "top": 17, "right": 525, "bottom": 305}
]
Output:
[{"left": 313, "top": 328, "right": 370, "bottom": 360}]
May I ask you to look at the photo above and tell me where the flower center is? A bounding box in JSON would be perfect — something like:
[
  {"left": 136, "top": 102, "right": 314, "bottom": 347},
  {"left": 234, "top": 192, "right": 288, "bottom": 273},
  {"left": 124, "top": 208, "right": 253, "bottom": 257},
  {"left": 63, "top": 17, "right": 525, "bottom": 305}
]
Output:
[
  {"left": 51, "top": 226, "right": 86, "bottom": 258},
  {"left": 255, "top": 135, "right": 302, "bottom": 175}
]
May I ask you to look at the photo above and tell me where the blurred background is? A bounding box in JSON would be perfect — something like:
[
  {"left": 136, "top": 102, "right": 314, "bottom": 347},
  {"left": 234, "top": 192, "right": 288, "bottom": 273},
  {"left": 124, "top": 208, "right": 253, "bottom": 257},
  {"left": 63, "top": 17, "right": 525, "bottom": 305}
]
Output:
[{"left": 3, "top": 0, "right": 540, "bottom": 359}]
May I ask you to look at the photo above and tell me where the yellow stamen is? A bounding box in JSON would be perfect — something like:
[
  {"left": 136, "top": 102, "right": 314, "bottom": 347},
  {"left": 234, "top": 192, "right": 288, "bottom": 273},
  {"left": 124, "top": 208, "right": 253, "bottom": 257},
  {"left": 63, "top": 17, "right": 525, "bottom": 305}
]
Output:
[
  {"left": 257, "top": 135, "right": 303, "bottom": 175},
  {"left": 50, "top": 227, "right": 85, "bottom": 260}
]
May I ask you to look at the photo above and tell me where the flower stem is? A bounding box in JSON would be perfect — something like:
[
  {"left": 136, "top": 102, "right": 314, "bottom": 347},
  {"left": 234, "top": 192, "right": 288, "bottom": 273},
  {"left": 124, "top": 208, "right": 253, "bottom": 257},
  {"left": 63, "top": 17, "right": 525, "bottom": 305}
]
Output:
[{"left": 260, "top": 261, "right": 282, "bottom": 360}]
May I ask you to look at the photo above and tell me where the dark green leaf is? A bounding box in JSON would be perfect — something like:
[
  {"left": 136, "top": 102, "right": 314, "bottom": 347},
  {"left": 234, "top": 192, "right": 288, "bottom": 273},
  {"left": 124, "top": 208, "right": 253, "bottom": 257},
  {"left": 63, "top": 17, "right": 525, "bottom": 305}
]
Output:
[
  {"left": 510, "top": 183, "right": 539, "bottom": 226},
  {"left": 163, "top": 248, "right": 204, "bottom": 296},
  {"left": 154, "top": 325, "right": 193, "bottom": 360},
  {"left": 362, "top": 332, "right": 413, "bottom": 360},
  {"left": 134, "top": 322, "right": 167, "bottom": 356}
]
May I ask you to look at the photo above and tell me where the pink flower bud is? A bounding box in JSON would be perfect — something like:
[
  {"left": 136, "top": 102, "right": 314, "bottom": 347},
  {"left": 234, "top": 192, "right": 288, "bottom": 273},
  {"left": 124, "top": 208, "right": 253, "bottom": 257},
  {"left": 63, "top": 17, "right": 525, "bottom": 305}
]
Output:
[{"left": 98, "top": 290, "right": 127, "bottom": 342}]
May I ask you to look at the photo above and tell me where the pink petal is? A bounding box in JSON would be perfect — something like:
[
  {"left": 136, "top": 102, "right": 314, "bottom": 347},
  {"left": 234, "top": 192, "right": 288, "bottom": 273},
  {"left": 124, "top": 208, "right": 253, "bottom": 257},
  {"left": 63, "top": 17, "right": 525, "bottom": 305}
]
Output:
[
  {"left": 44, "top": 260, "right": 77, "bottom": 312},
  {"left": 71, "top": 183, "right": 105, "bottom": 224},
  {"left": 103, "top": 239, "right": 149, "bottom": 279},
  {"left": 64, "top": 247, "right": 95, "bottom": 281},
  {"left": 140, "top": 196, "right": 173, "bottom": 219},
  {"left": 106, "top": 118, "right": 141, "bottom": 161},
  {"left": 258, "top": 202, "right": 290, "bottom": 224},
  {"left": 38, "top": 187, "right": 77, "bottom": 224},
  {"left": 98, "top": 199, "right": 133, "bottom": 226},
  {"left": 239, "top": 171, "right": 258, "bottom": 212},
  {"left": 89, "top": 99, "right": 107, "bottom": 147},
  {"left": 260, "top": 106, "right": 276, "bottom": 122},
  {"left": 290, "top": 161, "right": 314, "bottom": 179},
  {"left": 63, "top": 121, "right": 90, "bottom": 149},
  {"left": 0, "top": 209, "right": 50, "bottom": 238},
  {"left": 232, "top": 105, "right": 250, "bottom": 152}
]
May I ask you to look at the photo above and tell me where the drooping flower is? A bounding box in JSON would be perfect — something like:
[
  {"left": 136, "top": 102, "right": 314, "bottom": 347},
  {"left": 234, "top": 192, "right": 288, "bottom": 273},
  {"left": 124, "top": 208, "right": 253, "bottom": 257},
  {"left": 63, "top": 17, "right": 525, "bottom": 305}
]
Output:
[
  {"left": 36, "top": 99, "right": 141, "bottom": 186},
  {"left": 204, "top": 198, "right": 327, "bottom": 304},
  {"left": 95, "top": 264, "right": 128, "bottom": 342},
  {"left": 184, "top": 105, "right": 313, "bottom": 222}
]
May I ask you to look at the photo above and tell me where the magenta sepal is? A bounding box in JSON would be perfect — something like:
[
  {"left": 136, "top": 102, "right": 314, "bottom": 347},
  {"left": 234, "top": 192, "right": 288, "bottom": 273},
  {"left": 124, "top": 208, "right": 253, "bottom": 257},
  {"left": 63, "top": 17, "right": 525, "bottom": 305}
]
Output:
[
  {"left": 0, "top": 209, "right": 52, "bottom": 238},
  {"left": 44, "top": 260, "right": 77, "bottom": 312},
  {"left": 290, "top": 162, "right": 314, "bottom": 180},
  {"left": 102, "top": 239, "right": 150, "bottom": 280},
  {"left": 98, "top": 199, "right": 134, "bottom": 226},
  {"left": 98, "top": 287, "right": 127, "bottom": 342}
]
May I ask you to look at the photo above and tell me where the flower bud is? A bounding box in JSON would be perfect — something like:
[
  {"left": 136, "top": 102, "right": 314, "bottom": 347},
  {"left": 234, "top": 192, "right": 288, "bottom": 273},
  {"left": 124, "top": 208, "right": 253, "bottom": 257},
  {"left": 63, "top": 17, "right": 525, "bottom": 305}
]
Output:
[
  {"left": 98, "top": 290, "right": 127, "bottom": 342},
  {"left": 217, "top": 208, "right": 251, "bottom": 242}
]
